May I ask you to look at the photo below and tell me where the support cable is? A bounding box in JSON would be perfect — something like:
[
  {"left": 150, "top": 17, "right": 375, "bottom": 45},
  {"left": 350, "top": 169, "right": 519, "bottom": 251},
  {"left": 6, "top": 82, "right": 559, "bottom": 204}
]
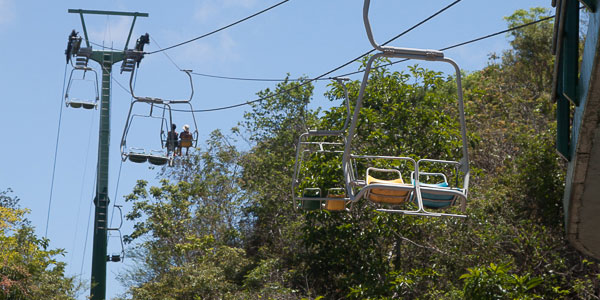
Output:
[
  {"left": 176, "top": 11, "right": 555, "bottom": 112},
  {"left": 110, "top": 5, "right": 553, "bottom": 114},
  {"left": 100, "top": 63, "right": 130, "bottom": 94},
  {"left": 146, "top": 0, "right": 290, "bottom": 54},
  {"left": 145, "top": 0, "right": 461, "bottom": 113},
  {"left": 80, "top": 172, "right": 97, "bottom": 277},
  {"left": 109, "top": 161, "right": 123, "bottom": 230},
  {"left": 159, "top": 0, "right": 462, "bottom": 82},
  {"left": 190, "top": 72, "right": 325, "bottom": 82},
  {"left": 90, "top": 41, "right": 119, "bottom": 51},
  {"left": 45, "top": 63, "right": 68, "bottom": 239},
  {"left": 151, "top": 36, "right": 182, "bottom": 71},
  {"left": 152, "top": 34, "right": 331, "bottom": 82},
  {"left": 69, "top": 110, "right": 97, "bottom": 268}
]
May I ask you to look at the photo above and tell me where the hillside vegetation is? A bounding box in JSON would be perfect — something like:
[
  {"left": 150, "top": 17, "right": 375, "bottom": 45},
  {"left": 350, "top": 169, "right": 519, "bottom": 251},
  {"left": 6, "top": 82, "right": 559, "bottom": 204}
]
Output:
[
  {"left": 1, "top": 7, "right": 596, "bottom": 300},
  {"left": 116, "top": 8, "right": 599, "bottom": 300},
  {"left": 114, "top": 8, "right": 600, "bottom": 299}
]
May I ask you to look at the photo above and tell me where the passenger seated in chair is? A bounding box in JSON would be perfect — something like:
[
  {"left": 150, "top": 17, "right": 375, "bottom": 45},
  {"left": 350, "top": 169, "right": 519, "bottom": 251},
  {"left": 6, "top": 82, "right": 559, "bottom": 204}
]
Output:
[
  {"left": 167, "top": 123, "right": 179, "bottom": 156},
  {"left": 179, "top": 124, "right": 193, "bottom": 155}
]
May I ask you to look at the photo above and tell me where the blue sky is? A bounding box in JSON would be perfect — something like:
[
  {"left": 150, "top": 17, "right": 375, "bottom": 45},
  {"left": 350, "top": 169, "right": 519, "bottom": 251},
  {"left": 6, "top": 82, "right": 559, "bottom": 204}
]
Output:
[{"left": 0, "top": 0, "right": 554, "bottom": 299}]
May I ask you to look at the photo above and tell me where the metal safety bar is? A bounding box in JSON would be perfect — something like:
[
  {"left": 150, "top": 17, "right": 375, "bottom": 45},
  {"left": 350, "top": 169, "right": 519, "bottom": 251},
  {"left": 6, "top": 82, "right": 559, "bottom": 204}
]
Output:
[{"left": 128, "top": 66, "right": 195, "bottom": 104}]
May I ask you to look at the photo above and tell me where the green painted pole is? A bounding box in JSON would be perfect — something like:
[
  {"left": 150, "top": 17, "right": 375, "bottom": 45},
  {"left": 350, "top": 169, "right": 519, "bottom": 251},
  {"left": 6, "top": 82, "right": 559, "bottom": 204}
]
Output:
[
  {"left": 90, "top": 52, "right": 113, "bottom": 300},
  {"left": 88, "top": 50, "right": 124, "bottom": 300}
]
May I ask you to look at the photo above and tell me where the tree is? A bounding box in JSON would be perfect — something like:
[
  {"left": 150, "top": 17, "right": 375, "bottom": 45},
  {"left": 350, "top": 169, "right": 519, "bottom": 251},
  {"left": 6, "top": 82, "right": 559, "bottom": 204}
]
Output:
[
  {"left": 239, "top": 78, "right": 314, "bottom": 259},
  {"left": 120, "top": 131, "right": 251, "bottom": 299},
  {"left": 0, "top": 189, "right": 80, "bottom": 300}
]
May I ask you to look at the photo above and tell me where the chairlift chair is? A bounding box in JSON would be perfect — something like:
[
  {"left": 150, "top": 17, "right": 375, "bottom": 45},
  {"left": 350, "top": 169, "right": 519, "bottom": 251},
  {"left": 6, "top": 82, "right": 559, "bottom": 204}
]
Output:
[
  {"left": 107, "top": 205, "right": 126, "bottom": 263},
  {"left": 120, "top": 101, "right": 174, "bottom": 167},
  {"left": 124, "top": 51, "right": 201, "bottom": 151},
  {"left": 162, "top": 104, "right": 200, "bottom": 155},
  {"left": 65, "top": 47, "right": 99, "bottom": 110},
  {"left": 341, "top": 0, "right": 470, "bottom": 218},
  {"left": 324, "top": 188, "right": 348, "bottom": 211},
  {"left": 292, "top": 78, "right": 352, "bottom": 212}
]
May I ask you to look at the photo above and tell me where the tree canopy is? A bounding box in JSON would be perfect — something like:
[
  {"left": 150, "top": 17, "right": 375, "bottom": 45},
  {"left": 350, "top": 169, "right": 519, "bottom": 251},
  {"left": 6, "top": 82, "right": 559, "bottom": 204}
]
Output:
[{"left": 0, "top": 189, "right": 80, "bottom": 300}]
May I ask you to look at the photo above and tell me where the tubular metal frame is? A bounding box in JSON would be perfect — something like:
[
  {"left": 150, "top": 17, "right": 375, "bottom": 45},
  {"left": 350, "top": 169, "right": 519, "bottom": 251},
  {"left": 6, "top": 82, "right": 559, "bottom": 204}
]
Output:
[
  {"left": 292, "top": 78, "right": 353, "bottom": 210},
  {"left": 107, "top": 205, "right": 125, "bottom": 263},
  {"left": 128, "top": 61, "right": 195, "bottom": 104},
  {"left": 120, "top": 101, "right": 174, "bottom": 166},
  {"left": 127, "top": 62, "right": 200, "bottom": 149},
  {"left": 65, "top": 65, "right": 100, "bottom": 110},
  {"left": 341, "top": 0, "right": 470, "bottom": 218}
]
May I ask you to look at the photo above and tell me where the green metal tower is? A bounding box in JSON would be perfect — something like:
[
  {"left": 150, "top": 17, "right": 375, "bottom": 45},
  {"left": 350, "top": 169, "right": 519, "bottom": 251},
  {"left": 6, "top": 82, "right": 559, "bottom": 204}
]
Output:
[{"left": 67, "top": 9, "right": 148, "bottom": 300}]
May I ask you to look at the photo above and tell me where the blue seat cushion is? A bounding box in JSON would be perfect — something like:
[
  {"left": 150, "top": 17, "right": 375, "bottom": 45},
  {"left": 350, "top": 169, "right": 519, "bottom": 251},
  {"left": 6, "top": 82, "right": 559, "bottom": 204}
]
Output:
[{"left": 411, "top": 181, "right": 455, "bottom": 208}]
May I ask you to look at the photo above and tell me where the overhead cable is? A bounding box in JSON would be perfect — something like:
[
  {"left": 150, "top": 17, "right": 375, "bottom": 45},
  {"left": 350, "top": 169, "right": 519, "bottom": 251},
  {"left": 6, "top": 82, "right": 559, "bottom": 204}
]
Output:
[
  {"left": 146, "top": 0, "right": 290, "bottom": 55},
  {"left": 186, "top": 0, "right": 462, "bottom": 83},
  {"left": 190, "top": 72, "right": 327, "bottom": 82},
  {"left": 69, "top": 110, "right": 96, "bottom": 269},
  {"left": 173, "top": 0, "right": 463, "bottom": 112},
  {"left": 45, "top": 63, "right": 68, "bottom": 239},
  {"left": 190, "top": 12, "right": 554, "bottom": 112},
  {"left": 115, "top": 3, "right": 553, "bottom": 113}
]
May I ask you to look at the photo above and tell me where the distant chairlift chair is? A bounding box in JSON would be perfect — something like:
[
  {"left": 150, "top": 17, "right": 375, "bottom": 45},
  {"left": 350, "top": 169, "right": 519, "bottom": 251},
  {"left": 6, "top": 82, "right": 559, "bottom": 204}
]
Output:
[
  {"left": 120, "top": 106, "right": 174, "bottom": 167},
  {"left": 292, "top": 78, "right": 352, "bottom": 212},
  {"left": 341, "top": 0, "right": 470, "bottom": 218},
  {"left": 119, "top": 45, "right": 199, "bottom": 166},
  {"left": 65, "top": 46, "right": 99, "bottom": 110}
]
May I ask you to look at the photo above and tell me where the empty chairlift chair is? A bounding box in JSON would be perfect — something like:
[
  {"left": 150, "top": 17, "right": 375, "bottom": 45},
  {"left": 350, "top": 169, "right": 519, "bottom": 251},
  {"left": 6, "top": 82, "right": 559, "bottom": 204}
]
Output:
[
  {"left": 65, "top": 47, "right": 99, "bottom": 110},
  {"left": 300, "top": 188, "right": 323, "bottom": 211},
  {"left": 292, "top": 78, "right": 352, "bottom": 212},
  {"left": 147, "top": 149, "right": 171, "bottom": 166},
  {"left": 341, "top": 0, "right": 470, "bottom": 218}
]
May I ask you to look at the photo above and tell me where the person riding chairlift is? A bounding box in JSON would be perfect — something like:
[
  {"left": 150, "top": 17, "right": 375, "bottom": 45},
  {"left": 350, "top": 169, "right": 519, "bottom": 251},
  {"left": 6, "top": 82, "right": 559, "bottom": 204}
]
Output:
[
  {"left": 179, "top": 124, "right": 193, "bottom": 155},
  {"left": 167, "top": 123, "right": 179, "bottom": 156}
]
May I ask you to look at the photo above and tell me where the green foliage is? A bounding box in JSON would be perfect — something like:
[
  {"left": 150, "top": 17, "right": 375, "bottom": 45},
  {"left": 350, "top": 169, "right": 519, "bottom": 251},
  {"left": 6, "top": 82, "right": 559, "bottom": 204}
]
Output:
[
  {"left": 502, "top": 8, "right": 555, "bottom": 99},
  {"left": 505, "top": 127, "right": 565, "bottom": 224},
  {"left": 239, "top": 78, "right": 312, "bottom": 259},
  {"left": 0, "top": 189, "right": 79, "bottom": 300},
  {"left": 460, "top": 262, "right": 542, "bottom": 300},
  {"left": 118, "top": 7, "right": 600, "bottom": 300}
]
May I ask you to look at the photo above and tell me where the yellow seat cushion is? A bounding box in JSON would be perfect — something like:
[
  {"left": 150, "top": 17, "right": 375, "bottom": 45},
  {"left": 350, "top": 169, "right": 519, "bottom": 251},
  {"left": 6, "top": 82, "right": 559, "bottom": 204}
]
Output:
[
  {"left": 325, "top": 193, "right": 346, "bottom": 211},
  {"left": 366, "top": 175, "right": 411, "bottom": 204}
]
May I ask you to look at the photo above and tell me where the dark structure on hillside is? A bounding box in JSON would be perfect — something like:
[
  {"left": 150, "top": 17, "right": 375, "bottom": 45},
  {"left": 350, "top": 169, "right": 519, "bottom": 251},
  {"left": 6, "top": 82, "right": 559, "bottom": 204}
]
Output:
[{"left": 552, "top": 0, "right": 600, "bottom": 259}]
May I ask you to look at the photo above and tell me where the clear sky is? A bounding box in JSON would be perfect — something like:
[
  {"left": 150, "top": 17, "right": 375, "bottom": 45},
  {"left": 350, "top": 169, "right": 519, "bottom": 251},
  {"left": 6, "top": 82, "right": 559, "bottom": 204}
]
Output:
[{"left": 0, "top": 0, "right": 554, "bottom": 299}]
